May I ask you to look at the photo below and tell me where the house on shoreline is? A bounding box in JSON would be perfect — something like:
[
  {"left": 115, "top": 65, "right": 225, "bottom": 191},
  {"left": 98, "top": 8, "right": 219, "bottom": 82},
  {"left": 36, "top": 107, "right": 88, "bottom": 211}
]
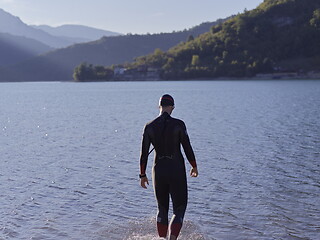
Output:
[{"left": 113, "top": 66, "right": 160, "bottom": 81}]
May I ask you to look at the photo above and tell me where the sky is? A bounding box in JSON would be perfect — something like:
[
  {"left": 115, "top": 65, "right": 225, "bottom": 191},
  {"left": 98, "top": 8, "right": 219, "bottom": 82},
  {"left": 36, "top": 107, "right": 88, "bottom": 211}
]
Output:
[{"left": 0, "top": 0, "right": 264, "bottom": 34}]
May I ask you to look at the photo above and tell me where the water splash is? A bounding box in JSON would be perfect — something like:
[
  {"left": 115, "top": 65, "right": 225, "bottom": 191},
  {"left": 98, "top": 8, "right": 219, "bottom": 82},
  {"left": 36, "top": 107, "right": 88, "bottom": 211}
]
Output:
[{"left": 124, "top": 217, "right": 207, "bottom": 240}]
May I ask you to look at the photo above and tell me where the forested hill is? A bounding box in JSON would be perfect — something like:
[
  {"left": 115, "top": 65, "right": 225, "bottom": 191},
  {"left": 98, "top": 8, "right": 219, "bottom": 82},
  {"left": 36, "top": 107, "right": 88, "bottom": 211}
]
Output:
[
  {"left": 0, "top": 19, "right": 227, "bottom": 82},
  {"left": 118, "top": 0, "right": 320, "bottom": 79}
]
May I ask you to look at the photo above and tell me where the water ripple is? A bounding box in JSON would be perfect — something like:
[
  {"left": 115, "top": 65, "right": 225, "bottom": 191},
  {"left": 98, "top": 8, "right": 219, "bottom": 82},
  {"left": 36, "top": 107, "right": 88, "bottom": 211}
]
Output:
[{"left": 0, "top": 81, "right": 320, "bottom": 239}]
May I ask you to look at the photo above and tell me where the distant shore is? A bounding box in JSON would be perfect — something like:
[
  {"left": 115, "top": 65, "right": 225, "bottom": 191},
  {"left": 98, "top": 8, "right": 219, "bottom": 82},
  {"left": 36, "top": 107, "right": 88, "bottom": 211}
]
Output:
[{"left": 1, "top": 73, "right": 320, "bottom": 83}]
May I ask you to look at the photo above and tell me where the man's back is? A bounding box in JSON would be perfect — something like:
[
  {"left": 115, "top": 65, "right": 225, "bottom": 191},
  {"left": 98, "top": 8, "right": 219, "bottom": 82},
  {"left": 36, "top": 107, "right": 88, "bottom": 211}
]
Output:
[{"left": 141, "top": 112, "right": 196, "bottom": 169}]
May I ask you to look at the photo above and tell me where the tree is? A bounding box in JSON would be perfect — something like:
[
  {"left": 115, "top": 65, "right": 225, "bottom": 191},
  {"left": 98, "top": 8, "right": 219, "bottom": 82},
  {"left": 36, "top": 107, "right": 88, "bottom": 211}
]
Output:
[
  {"left": 73, "top": 63, "right": 114, "bottom": 81},
  {"left": 310, "top": 9, "right": 320, "bottom": 29},
  {"left": 154, "top": 48, "right": 163, "bottom": 56},
  {"left": 191, "top": 55, "right": 200, "bottom": 66},
  {"left": 211, "top": 25, "right": 222, "bottom": 34},
  {"left": 73, "top": 63, "right": 94, "bottom": 81},
  {"left": 187, "top": 35, "right": 194, "bottom": 42}
]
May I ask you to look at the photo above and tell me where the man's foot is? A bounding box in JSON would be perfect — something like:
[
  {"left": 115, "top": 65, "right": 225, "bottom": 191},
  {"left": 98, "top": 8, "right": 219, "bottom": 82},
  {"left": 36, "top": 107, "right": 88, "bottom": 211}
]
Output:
[{"left": 157, "top": 222, "right": 168, "bottom": 238}]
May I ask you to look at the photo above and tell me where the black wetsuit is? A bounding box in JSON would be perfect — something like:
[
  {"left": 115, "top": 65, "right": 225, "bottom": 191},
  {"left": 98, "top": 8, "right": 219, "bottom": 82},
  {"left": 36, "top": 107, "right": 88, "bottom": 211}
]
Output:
[{"left": 140, "top": 112, "right": 197, "bottom": 237}]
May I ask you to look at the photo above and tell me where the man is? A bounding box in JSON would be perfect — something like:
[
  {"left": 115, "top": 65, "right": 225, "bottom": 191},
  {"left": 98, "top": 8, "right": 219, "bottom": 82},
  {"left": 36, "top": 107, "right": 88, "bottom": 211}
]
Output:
[{"left": 139, "top": 94, "right": 198, "bottom": 239}]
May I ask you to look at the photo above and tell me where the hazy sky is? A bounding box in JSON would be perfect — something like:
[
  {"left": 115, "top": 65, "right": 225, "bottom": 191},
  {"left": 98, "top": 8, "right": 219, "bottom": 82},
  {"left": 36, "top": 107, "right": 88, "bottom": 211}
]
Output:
[{"left": 0, "top": 0, "right": 264, "bottom": 34}]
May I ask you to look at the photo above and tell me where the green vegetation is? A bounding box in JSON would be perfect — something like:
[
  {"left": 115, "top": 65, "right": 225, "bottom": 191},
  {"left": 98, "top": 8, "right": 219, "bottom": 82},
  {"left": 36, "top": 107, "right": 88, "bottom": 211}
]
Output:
[
  {"left": 76, "top": 0, "right": 320, "bottom": 81},
  {"left": 73, "top": 63, "right": 113, "bottom": 81},
  {"left": 73, "top": 0, "right": 320, "bottom": 81}
]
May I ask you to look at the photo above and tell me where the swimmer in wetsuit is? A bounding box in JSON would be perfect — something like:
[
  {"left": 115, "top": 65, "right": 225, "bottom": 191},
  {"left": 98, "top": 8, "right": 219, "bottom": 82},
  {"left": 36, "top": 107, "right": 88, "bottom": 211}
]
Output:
[{"left": 139, "top": 94, "right": 198, "bottom": 240}]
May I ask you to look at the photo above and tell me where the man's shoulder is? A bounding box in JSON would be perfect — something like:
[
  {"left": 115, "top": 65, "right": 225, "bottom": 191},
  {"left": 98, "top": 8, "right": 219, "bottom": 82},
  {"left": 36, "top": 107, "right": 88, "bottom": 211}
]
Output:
[
  {"left": 170, "top": 116, "right": 185, "bottom": 126},
  {"left": 144, "top": 115, "right": 185, "bottom": 128},
  {"left": 145, "top": 116, "right": 161, "bottom": 128}
]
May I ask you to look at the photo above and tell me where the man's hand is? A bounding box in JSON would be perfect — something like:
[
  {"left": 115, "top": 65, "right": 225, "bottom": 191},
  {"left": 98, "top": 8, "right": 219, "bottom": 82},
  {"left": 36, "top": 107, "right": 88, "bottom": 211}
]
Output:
[
  {"left": 140, "top": 177, "right": 149, "bottom": 189},
  {"left": 190, "top": 167, "right": 198, "bottom": 177}
]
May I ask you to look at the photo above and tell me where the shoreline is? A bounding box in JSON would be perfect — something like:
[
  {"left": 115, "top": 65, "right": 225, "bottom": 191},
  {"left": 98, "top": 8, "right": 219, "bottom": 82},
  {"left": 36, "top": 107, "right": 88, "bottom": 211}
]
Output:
[{"left": 1, "top": 75, "right": 320, "bottom": 83}]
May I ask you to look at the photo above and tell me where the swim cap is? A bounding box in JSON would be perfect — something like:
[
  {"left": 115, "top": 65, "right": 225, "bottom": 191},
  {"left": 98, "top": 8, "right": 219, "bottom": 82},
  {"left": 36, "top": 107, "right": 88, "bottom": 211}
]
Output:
[{"left": 159, "top": 94, "right": 174, "bottom": 106}]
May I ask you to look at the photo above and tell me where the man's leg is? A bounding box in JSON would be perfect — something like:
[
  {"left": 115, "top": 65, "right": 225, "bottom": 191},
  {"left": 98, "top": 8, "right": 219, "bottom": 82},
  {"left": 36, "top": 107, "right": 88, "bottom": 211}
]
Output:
[
  {"left": 169, "top": 175, "right": 188, "bottom": 239},
  {"left": 154, "top": 176, "right": 170, "bottom": 237},
  {"left": 168, "top": 204, "right": 187, "bottom": 238}
]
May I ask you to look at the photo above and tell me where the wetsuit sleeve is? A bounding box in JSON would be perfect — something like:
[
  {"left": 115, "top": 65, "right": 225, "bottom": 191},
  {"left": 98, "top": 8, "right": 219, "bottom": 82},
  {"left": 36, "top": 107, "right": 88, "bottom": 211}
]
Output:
[
  {"left": 180, "top": 122, "right": 197, "bottom": 168},
  {"left": 139, "top": 125, "right": 151, "bottom": 175}
]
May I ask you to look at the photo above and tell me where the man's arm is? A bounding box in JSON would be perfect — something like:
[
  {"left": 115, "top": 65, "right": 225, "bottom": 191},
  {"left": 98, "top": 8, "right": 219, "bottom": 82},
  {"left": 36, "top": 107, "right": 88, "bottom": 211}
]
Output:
[
  {"left": 180, "top": 122, "right": 198, "bottom": 177},
  {"left": 140, "top": 125, "right": 151, "bottom": 188}
]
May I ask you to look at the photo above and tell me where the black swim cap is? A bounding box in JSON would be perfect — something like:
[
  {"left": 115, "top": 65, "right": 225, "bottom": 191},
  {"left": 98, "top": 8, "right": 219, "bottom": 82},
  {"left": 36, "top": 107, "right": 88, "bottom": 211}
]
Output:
[{"left": 159, "top": 94, "right": 174, "bottom": 106}]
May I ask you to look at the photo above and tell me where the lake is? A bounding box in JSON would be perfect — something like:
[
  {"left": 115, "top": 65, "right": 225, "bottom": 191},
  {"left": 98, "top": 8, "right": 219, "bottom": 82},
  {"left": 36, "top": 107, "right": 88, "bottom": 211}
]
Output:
[{"left": 0, "top": 80, "right": 319, "bottom": 240}]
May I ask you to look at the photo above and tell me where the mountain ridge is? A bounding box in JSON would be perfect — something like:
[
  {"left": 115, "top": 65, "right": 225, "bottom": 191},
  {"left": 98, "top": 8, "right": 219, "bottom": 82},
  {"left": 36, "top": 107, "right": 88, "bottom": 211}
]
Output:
[
  {"left": 32, "top": 24, "right": 121, "bottom": 43},
  {"left": 0, "top": 18, "right": 228, "bottom": 82},
  {"left": 0, "top": 8, "right": 122, "bottom": 48},
  {"left": 0, "top": 8, "right": 71, "bottom": 48},
  {"left": 0, "top": 32, "right": 53, "bottom": 66},
  {"left": 0, "top": 8, "right": 124, "bottom": 71}
]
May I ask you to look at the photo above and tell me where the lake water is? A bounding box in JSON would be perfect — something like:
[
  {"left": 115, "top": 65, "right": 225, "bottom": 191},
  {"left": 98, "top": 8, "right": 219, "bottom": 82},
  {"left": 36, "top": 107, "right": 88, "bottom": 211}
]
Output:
[{"left": 0, "top": 80, "right": 319, "bottom": 240}]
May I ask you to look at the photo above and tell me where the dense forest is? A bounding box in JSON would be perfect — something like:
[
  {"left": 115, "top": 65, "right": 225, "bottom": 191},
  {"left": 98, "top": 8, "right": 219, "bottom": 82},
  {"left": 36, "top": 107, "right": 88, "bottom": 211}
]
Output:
[{"left": 75, "top": 0, "right": 320, "bottom": 81}]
